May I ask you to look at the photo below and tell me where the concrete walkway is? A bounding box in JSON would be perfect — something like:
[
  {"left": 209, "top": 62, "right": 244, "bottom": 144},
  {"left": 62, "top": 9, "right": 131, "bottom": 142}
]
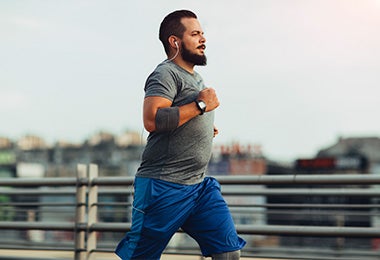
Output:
[{"left": 0, "top": 250, "right": 277, "bottom": 260}]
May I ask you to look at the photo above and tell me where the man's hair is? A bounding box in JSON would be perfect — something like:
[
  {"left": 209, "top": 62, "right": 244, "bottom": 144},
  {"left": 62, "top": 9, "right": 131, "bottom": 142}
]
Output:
[{"left": 159, "top": 10, "right": 197, "bottom": 55}]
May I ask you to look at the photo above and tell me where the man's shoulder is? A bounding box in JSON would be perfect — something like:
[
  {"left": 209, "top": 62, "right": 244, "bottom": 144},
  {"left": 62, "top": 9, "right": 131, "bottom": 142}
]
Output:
[
  {"left": 155, "top": 60, "right": 177, "bottom": 72},
  {"left": 146, "top": 61, "right": 179, "bottom": 84},
  {"left": 155, "top": 60, "right": 193, "bottom": 76}
]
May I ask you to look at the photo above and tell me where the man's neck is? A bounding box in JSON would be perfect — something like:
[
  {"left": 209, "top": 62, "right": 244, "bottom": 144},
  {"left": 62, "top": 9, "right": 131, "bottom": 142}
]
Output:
[{"left": 172, "top": 57, "right": 194, "bottom": 74}]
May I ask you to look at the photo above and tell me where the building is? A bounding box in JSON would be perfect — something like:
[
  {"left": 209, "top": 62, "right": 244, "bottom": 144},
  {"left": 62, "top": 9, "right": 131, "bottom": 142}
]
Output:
[
  {"left": 317, "top": 136, "right": 380, "bottom": 173},
  {"left": 267, "top": 136, "right": 380, "bottom": 250}
]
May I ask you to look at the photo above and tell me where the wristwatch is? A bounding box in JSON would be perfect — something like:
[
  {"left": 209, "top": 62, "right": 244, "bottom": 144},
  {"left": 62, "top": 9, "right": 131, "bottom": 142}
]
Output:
[{"left": 195, "top": 100, "right": 207, "bottom": 115}]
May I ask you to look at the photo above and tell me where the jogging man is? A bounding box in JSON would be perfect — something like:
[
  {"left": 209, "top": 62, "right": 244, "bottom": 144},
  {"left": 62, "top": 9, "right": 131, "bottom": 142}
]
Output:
[{"left": 115, "top": 10, "right": 246, "bottom": 259}]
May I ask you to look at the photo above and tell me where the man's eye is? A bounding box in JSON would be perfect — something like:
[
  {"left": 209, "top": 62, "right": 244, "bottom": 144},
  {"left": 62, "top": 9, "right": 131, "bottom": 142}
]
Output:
[{"left": 192, "top": 31, "right": 202, "bottom": 36}]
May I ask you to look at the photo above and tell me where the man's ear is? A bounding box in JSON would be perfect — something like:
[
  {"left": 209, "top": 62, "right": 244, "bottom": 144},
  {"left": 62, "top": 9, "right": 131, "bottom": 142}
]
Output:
[{"left": 168, "top": 36, "right": 179, "bottom": 49}]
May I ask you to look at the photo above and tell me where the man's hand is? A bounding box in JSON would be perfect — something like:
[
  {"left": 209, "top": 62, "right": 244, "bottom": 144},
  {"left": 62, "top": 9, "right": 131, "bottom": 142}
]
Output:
[
  {"left": 213, "top": 125, "right": 219, "bottom": 137},
  {"left": 197, "top": 88, "right": 219, "bottom": 112}
]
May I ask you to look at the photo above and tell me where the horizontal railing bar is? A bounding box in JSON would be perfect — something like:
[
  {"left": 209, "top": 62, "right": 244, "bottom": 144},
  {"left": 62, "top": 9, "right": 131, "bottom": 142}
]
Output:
[
  {"left": 90, "top": 176, "right": 134, "bottom": 186},
  {"left": 89, "top": 174, "right": 380, "bottom": 185},
  {"left": 0, "top": 239, "right": 74, "bottom": 249},
  {"left": 91, "top": 202, "right": 380, "bottom": 209},
  {"left": 250, "top": 246, "right": 380, "bottom": 257},
  {"left": 0, "top": 209, "right": 75, "bottom": 214},
  {"left": 0, "top": 188, "right": 77, "bottom": 195},
  {"left": 0, "top": 177, "right": 87, "bottom": 187},
  {"left": 0, "top": 221, "right": 84, "bottom": 231},
  {"left": 75, "top": 187, "right": 380, "bottom": 197},
  {"left": 92, "top": 202, "right": 131, "bottom": 206},
  {"left": 88, "top": 222, "right": 380, "bottom": 237},
  {"left": 243, "top": 252, "right": 375, "bottom": 260},
  {"left": 1, "top": 187, "right": 379, "bottom": 196},
  {"left": 0, "top": 241, "right": 74, "bottom": 246},
  {"left": 217, "top": 174, "right": 380, "bottom": 184},
  {"left": 2, "top": 201, "right": 379, "bottom": 210},
  {"left": 1, "top": 174, "right": 379, "bottom": 187},
  {"left": 234, "top": 203, "right": 380, "bottom": 209},
  {"left": 229, "top": 207, "right": 380, "bottom": 216},
  {"left": 236, "top": 224, "right": 380, "bottom": 237},
  {"left": 247, "top": 251, "right": 380, "bottom": 260},
  {"left": 97, "top": 188, "right": 133, "bottom": 195},
  {"left": 98, "top": 208, "right": 379, "bottom": 218},
  {"left": 0, "top": 202, "right": 76, "bottom": 207},
  {"left": 0, "top": 246, "right": 75, "bottom": 251},
  {"left": 221, "top": 188, "right": 380, "bottom": 196},
  {"left": 0, "top": 246, "right": 78, "bottom": 254},
  {"left": 259, "top": 210, "right": 380, "bottom": 217}
]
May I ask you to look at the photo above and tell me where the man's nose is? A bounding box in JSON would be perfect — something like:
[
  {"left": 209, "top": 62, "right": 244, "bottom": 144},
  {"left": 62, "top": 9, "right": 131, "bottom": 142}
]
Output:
[{"left": 200, "top": 35, "right": 206, "bottom": 43}]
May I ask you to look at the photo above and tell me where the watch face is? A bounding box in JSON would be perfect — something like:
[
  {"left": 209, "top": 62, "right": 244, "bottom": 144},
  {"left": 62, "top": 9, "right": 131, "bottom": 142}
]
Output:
[
  {"left": 199, "top": 101, "right": 206, "bottom": 110},
  {"left": 196, "top": 100, "right": 207, "bottom": 114}
]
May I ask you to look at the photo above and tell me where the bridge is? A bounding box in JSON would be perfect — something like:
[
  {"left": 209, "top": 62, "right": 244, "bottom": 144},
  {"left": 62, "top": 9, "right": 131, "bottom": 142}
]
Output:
[{"left": 0, "top": 164, "right": 380, "bottom": 259}]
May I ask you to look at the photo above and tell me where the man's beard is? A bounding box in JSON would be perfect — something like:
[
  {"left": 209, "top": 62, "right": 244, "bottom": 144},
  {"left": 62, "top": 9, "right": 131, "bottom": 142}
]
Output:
[{"left": 181, "top": 43, "right": 207, "bottom": 66}]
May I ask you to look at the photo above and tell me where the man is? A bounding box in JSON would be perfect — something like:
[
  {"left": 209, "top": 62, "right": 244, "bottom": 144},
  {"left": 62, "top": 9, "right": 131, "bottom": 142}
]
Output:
[{"left": 115, "top": 10, "right": 246, "bottom": 260}]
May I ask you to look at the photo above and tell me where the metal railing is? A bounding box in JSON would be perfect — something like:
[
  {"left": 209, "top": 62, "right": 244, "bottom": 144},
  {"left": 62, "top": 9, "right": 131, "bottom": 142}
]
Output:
[{"left": 0, "top": 164, "right": 380, "bottom": 259}]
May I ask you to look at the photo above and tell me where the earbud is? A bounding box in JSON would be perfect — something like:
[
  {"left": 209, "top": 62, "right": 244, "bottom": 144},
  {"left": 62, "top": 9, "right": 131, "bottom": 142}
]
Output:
[{"left": 174, "top": 41, "right": 178, "bottom": 48}]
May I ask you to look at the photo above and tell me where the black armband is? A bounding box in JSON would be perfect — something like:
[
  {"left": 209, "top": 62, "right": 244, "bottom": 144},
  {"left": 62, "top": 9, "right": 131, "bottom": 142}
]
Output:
[{"left": 155, "top": 107, "right": 180, "bottom": 132}]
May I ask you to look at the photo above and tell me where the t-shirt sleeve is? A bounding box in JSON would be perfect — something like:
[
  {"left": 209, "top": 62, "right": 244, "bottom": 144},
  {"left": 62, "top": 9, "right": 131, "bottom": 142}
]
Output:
[{"left": 144, "top": 67, "right": 177, "bottom": 101}]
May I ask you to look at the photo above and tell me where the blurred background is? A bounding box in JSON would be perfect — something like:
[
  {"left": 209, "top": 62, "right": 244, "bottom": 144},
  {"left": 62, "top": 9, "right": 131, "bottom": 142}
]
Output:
[{"left": 1, "top": 0, "right": 380, "bottom": 161}]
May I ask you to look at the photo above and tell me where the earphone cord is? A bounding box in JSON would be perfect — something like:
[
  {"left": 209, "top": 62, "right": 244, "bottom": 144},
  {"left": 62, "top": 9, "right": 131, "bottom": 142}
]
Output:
[{"left": 167, "top": 46, "right": 179, "bottom": 62}]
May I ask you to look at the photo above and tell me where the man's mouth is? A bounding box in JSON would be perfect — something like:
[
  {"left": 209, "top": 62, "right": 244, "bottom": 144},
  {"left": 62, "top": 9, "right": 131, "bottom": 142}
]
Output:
[{"left": 197, "top": 45, "right": 206, "bottom": 50}]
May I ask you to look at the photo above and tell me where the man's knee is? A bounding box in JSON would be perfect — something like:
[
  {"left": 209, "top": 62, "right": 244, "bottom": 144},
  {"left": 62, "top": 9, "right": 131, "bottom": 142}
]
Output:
[{"left": 211, "top": 250, "right": 240, "bottom": 260}]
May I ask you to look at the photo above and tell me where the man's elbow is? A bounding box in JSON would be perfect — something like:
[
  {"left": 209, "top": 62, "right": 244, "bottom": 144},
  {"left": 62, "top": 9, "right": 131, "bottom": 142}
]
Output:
[{"left": 144, "top": 120, "right": 156, "bottom": 133}]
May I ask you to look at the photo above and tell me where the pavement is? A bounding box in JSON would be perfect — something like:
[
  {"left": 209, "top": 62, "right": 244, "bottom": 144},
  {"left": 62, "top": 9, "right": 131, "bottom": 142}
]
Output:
[{"left": 0, "top": 250, "right": 274, "bottom": 260}]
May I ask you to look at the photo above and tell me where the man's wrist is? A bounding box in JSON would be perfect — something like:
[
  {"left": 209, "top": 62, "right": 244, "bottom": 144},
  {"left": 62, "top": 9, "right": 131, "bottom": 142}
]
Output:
[{"left": 195, "top": 100, "right": 207, "bottom": 115}]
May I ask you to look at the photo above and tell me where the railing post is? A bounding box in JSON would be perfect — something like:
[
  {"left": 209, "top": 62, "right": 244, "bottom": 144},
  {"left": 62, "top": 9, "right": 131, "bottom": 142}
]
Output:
[
  {"left": 87, "top": 164, "right": 98, "bottom": 260},
  {"left": 75, "top": 164, "right": 87, "bottom": 260}
]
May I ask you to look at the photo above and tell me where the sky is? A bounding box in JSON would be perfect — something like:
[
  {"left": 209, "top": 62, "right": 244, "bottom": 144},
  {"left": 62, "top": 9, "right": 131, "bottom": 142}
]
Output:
[{"left": 1, "top": 0, "right": 380, "bottom": 162}]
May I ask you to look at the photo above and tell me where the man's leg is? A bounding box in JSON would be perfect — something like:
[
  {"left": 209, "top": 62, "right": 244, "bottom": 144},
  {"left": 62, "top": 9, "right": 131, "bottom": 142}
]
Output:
[
  {"left": 115, "top": 178, "right": 197, "bottom": 259},
  {"left": 115, "top": 178, "right": 174, "bottom": 259},
  {"left": 212, "top": 250, "right": 241, "bottom": 260},
  {"left": 181, "top": 177, "right": 246, "bottom": 257}
]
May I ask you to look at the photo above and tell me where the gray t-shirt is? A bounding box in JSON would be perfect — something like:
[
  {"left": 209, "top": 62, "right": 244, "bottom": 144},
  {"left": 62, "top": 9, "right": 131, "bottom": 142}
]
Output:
[{"left": 136, "top": 61, "right": 214, "bottom": 185}]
